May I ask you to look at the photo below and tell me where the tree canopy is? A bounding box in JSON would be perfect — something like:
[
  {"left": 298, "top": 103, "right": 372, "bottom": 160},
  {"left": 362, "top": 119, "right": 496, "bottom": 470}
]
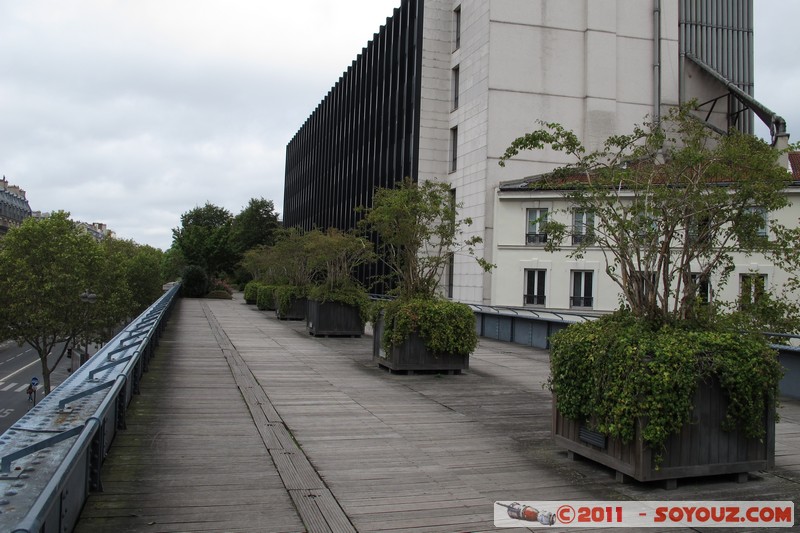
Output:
[
  {"left": 0, "top": 212, "right": 132, "bottom": 393},
  {"left": 360, "top": 177, "right": 491, "bottom": 300},
  {"left": 171, "top": 202, "right": 235, "bottom": 277},
  {"left": 500, "top": 104, "right": 799, "bottom": 325},
  {"left": 229, "top": 197, "right": 280, "bottom": 255}
]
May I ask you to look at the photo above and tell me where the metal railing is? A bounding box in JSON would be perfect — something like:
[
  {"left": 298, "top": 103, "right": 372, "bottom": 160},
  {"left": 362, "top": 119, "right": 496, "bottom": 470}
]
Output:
[{"left": 0, "top": 284, "right": 180, "bottom": 533}]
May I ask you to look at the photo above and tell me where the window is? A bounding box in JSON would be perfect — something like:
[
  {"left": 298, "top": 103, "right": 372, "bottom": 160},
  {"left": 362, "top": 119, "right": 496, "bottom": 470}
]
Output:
[
  {"left": 687, "top": 215, "right": 711, "bottom": 246},
  {"left": 451, "top": 65, "right": 460, "bottom": 110},
  {"left": 449, "top": 126, "right": 458, "bottom": 172},
  {"left": 572, "top": 210, "right": 594, "bottom": 244},
  {"left": 740, "top": 273, "right": 767, "bottom": 308},
  {"left": 746, "top": 206, "right": 768, "bottom": 237},
  {"left": 691, "top": 273, "right": 710, "bottom": 304},
  {"left": 524, "top": 269, "right": 546, "bottom": 306},
  {"left": 526, "top": 208, "right": 548, "bottom": 244},
  {"left": 571, "top": 271, "right": 594, "bottom": 308},
  {"left": 453, "top": 5, "right": 461, "bottom": 51}
]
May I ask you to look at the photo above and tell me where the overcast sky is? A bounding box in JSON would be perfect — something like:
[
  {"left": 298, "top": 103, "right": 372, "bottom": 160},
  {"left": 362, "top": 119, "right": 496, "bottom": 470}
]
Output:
[{"left": 1, "top": 1, "right": 797, "bottom": 251}]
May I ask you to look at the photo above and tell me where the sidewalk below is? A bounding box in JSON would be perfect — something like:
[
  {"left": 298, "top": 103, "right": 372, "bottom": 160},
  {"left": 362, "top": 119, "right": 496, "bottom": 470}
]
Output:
[{"left": 75, "top": 295, "right": 800, "bottom": 532}]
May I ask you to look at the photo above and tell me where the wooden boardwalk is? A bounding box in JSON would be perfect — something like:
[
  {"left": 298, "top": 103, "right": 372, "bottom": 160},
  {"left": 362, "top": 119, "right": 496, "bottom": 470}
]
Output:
[{"left": 76, "top": 295, "right": 800, "bottom": 532}]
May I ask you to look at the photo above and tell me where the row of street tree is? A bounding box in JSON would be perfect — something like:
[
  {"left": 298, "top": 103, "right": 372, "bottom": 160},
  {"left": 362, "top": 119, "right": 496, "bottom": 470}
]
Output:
[{"left": 0, "top": 212, "right": 166, "bottom": 393}]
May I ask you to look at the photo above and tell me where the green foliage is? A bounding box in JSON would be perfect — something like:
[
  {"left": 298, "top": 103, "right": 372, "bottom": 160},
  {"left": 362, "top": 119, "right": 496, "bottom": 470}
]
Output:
[
  {"left": 229, "top": 197, "right": 281, "bottom": 255},
  {"left": 360, "top": 177, "right": 491, "bottom": 300},
  {"left": 267, "top": 229, "right": 318, "bottom": 287},
  {"left": 715, "top": 290, "right": 800, "bottom": 342},
  {"left": 274, "top": 285, "right": 306, "bottom": 316},
  {"left": 549, "top": 312, "right": 782, "bottom": 461},
  {"left": 161, "top": 245, "right": 186, "bottom": 282},
  {"left": 244, "top": 280, "right": 262, "bottom": 304},
  {"left": 499, "top": 103, "right": 796, "bottom": 324},
  {"left": 256, "top": 284, "right": 278, "bottom": 310},
  {"left": 308, "top": 284, "right": 371, "bottom": 323},
  {"left": 306, "top": 228, "right": 375, "bottom": 292},
  {"left": 382, "top": 298, "right": 478, "bottom": 355},
  {"left": 181, "top": 265, "right": 209, "bottom": 298},
  {"left": 0, "top": 211, "right": 130, "bottom": 393},
  {"left": 206, "top": 290, "right": 233, "bottom": 300},
  {"left": 102, "top": 238, "right": 165, "bottom": 316},
  {"left": 172, "top": 202, "right": 236, "bottom": 277}
]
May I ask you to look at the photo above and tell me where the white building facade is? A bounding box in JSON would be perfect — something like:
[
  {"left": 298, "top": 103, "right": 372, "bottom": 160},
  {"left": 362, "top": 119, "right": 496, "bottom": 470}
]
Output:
[
  {"left": 284, "top": 0, "right": 789, "bottom": 306},
  {"left": 492, "top": 175, "right": 800, "bottom": 312}
]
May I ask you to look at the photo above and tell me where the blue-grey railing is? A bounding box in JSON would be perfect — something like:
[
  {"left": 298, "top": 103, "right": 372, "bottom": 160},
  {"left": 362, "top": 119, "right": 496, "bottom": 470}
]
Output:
[
  {"left": 0, "top": 284, "right": 180, "bottom": 533},
  {"left": 469, "top": 303, "right": 598, "bottom": 349},
  {"left": 469, "top": 303, "right": 800, "bottom": 399}
]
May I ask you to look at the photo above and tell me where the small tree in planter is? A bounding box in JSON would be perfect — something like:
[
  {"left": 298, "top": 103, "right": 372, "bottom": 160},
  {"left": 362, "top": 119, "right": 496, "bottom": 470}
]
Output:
[
  {"left": 305, "top": 228, "right": 375, "bottom": 336},
  {"left": 500, "top": 103, "right": 797, "bottom": 485},
  {"left": 269, "top": 229, "right": 317, "bottom": 320},
  {"left": 361, "top": 178, "right": 493, "bottom": 372}
]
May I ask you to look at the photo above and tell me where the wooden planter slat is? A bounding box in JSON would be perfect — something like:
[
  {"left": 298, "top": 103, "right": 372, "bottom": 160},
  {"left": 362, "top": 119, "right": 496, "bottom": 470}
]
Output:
[
  {"left": 372, "top": 316, "right": 468, "bottom": 373},
  {"left": 552, "top": 378, "right": 774, "bottom": 485},
  {"left": 276, "top": 297, "right": 307, "bottom": 321},
  {"left": 306, "top": 300, "right": 364, "bottom": 337}
]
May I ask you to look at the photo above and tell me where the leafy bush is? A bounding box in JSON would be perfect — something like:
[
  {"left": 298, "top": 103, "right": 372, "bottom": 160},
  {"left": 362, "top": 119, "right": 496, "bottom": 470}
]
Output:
[
  {"left": 308, "top": 284, "right": 370, "bottom": 323},
  {"left": 181, "top": 265, "right": 209, "bottom": 298},
  {"left": 382, "top": 298, "right": 477, "bottom": 355},
  {"left": 244, "top": 281, "right": 262, "bottom": 304},
  {"left": 274, "top": 285, "right": 306, "bottom": 316},
  {"left": 256, "top": 284, "right": 278, "bottom": 310},
  {"left": 548, "top": 312, "right": 783, "bottom": 459},
  {"left": 209, "top": 278, "right": 233, "bottom": 295},
  {"left": 206, "top": 290, "right": 233, "bottom": 299}
]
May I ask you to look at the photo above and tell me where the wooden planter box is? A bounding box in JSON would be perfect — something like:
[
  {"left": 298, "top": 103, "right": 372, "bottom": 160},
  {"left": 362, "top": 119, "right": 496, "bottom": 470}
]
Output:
[
  {"left": 306, "top": 300, "right": 364, "bottom": 337},
  {"left": 372, "top": 315, "right": 468, "bottom": 373},
  {"left": 552, "top": 379, "right": 775, "bottom": 488},
  {"left": 276, "top": 297, "right": 307, "bottom": 321}
]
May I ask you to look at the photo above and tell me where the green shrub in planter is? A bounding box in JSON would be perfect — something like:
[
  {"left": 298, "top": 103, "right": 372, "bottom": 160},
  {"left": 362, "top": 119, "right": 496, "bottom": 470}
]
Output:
[
  {"left": 256, "top": 284, "right": 278, "bottom": 310},
  {"left": 548, "top": 311, "right": 783, "bottom": 459},
  {"left": 274, "top": 285, "right": 306, "bottom": 316},
  {"left": 206, "top": 290, "right": 233, "bottom": 300},
  {"left": 244, "top": 280, "right": 262, "bottom": 304},
  {"left": 382, "top": 298, "right": 477, "bottom": 355},
  {"left": 308, "top": 284, "right": 370, "bottom": 323}
]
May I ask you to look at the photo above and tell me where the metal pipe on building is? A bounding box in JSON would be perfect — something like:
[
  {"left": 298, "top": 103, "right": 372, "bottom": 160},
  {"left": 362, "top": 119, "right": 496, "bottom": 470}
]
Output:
[{"left": 653, "top": 0, "right": 661, "bottom": 123}]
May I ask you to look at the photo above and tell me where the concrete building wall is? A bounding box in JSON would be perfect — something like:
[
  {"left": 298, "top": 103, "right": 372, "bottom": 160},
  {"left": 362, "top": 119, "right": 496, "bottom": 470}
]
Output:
[{"left": 283, "top": 0, "right": 760, "bottom": 305}]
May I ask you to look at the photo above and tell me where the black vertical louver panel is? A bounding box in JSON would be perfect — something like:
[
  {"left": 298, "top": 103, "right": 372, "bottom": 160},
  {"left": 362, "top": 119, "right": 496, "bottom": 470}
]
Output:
[{"left": 283, "top": 0, "right": 424, "bottom": 292}]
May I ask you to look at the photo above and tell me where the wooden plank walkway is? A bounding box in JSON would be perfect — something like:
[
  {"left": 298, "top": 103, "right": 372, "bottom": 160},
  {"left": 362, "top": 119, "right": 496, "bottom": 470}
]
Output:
[{"left": 76, "top": 295, "right": 800, "bottom": 532}]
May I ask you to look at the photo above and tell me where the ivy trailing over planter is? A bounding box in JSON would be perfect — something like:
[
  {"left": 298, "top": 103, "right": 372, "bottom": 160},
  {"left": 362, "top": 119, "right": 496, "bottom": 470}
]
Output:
[
  {"left": 244, "top": 280, "right": 262, "bottom": 304},
  {"left": 256, "top": 284, "right": 279, "bottom": 310},
  {"left": 274, "top": 285, "right": 307, "bottom": 316},
  {"left": 308, "top": 284, "right": 370, "bottom": 323},
  {"left": 382, "top": 298, "right": 477, "bottom": 355},
  {"left": 548, "top": 311, "right": 783, "bottom": 458}
]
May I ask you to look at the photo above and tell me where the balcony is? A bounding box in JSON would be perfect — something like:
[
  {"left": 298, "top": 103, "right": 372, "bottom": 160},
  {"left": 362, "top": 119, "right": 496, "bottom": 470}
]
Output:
[
  {"left": 570, "top": 296, "right": 594, "bottom": 308},
  {"left": 526, "top": 233, "right": 547, "bottom": 245},
  {"left": 524, "top": 294, "right": 546, "bottom": 306}
]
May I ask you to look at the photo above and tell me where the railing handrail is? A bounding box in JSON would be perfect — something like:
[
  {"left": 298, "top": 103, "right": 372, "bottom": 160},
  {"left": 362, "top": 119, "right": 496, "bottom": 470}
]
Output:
[{"left": 0, "top": 283, "right": 181, "bottom": 533}]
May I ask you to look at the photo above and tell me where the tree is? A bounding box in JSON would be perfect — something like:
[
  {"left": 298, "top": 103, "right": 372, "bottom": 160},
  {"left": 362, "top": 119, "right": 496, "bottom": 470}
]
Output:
[
  {"left": 499, "top": 104, "right": 799, "bottom": 324},
  {"left": 229, "top": 197, "right": 280, "bottom": 255},
  {"left": 102, "top": 238, "right": 165, "bottom": 317},
  {"left": 171, "top": 202, "right": 235, "bottom": 277},
  {"left": 0, "top": 212, "right": 128, "bottom": 394},
  {"left": 306, "top": 228, "right": 375, "bottom": 293},
  {"left": 359, "top": 177, "right": 490, "bottom": 299}
]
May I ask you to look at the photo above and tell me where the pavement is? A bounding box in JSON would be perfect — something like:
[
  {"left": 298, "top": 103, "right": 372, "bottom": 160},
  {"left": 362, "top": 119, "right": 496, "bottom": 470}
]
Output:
[{"left": 75, "top": 294, "right": 800, "bottom": 532}]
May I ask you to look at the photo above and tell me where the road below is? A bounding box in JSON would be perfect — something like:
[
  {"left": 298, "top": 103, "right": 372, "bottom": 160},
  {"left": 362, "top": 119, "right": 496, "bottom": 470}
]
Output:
[{"left": 0, "top": 341, "right": 73, "bottom": 433}]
